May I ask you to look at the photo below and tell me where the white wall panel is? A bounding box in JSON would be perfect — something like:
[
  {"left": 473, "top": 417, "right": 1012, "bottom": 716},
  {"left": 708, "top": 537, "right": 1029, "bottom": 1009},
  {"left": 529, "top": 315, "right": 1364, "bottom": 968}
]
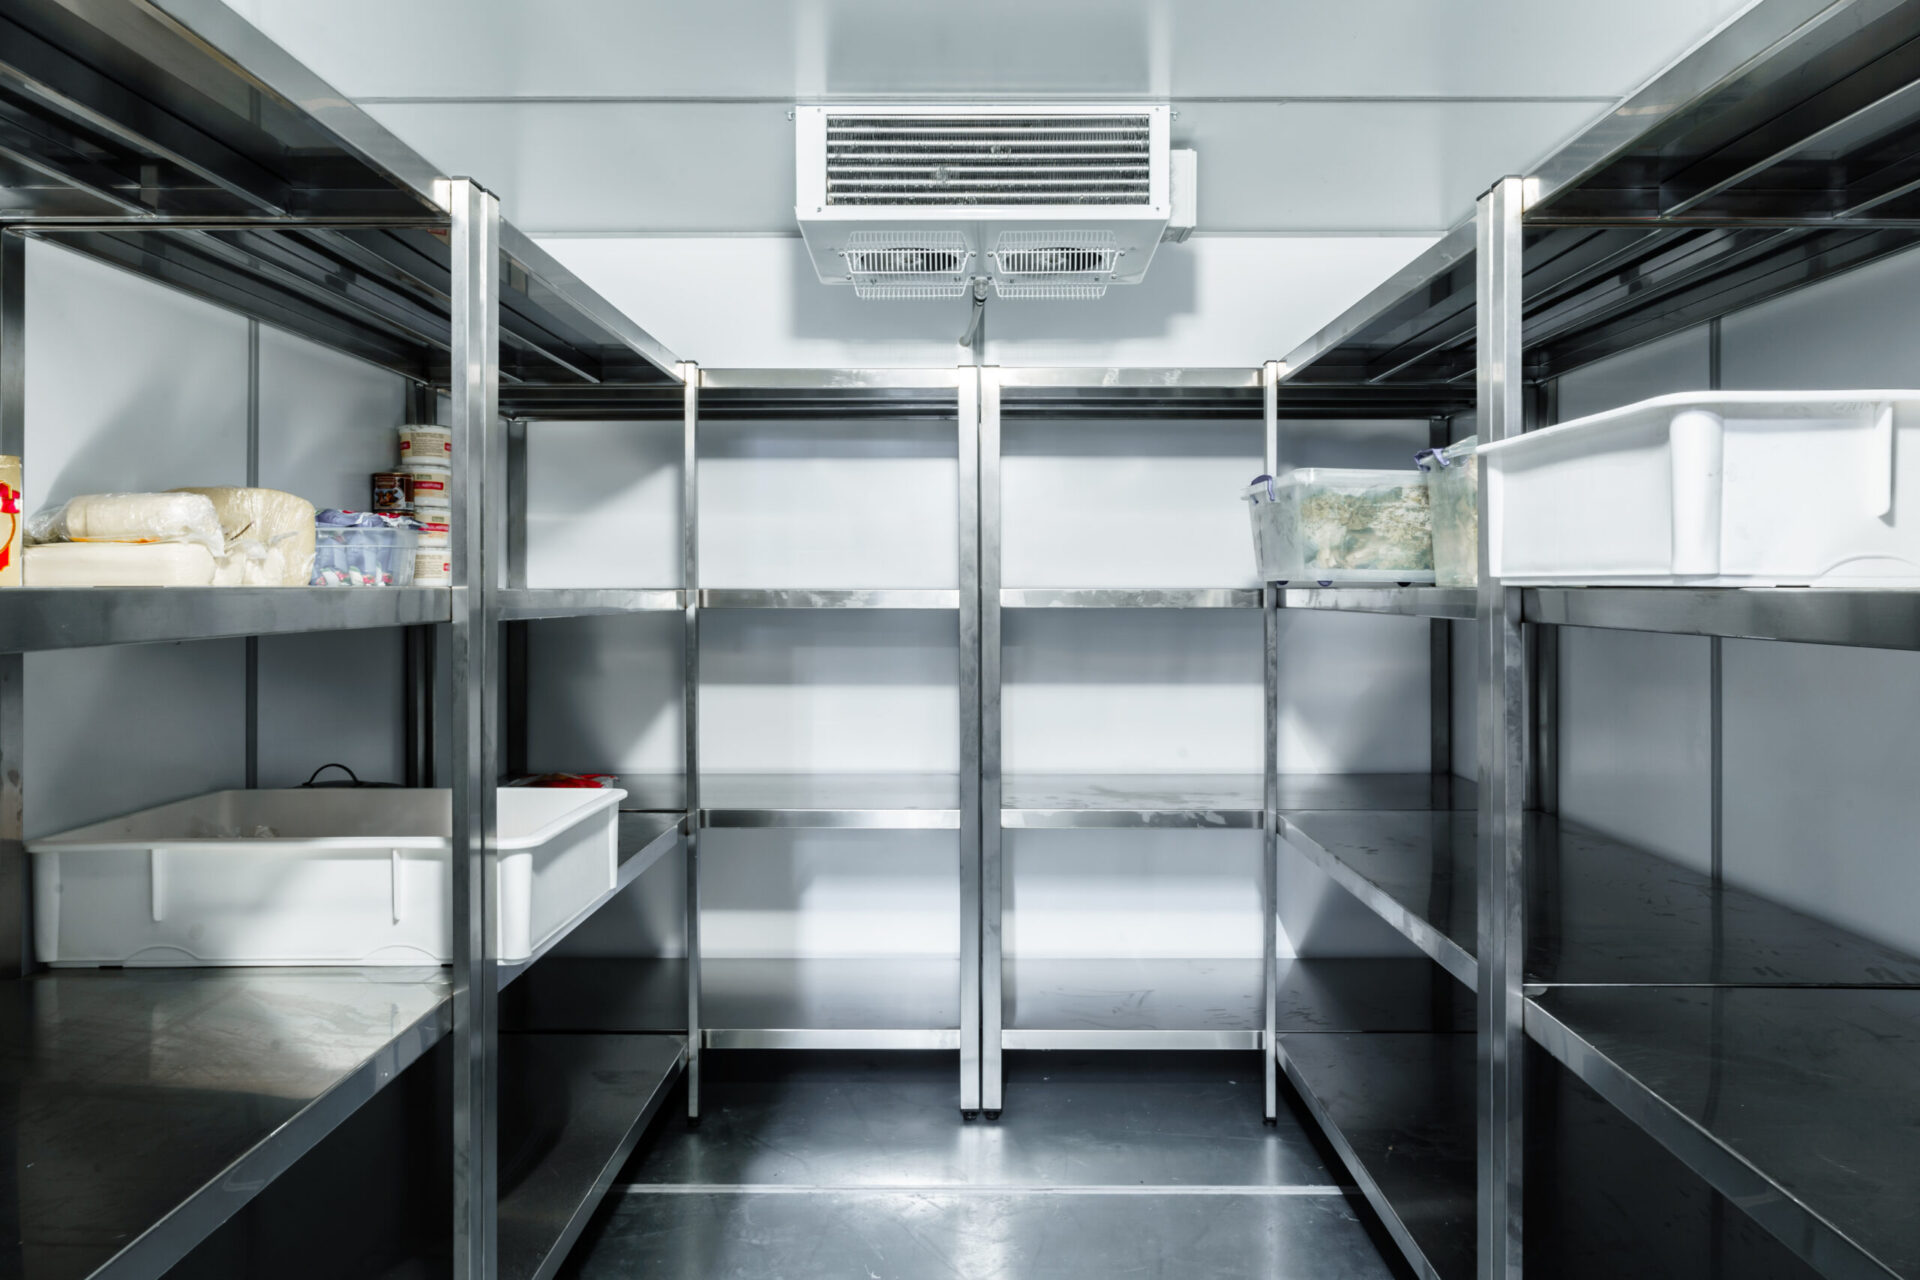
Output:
[
  {"left": 700, "top": 610, "right": 959, "bottom": 774},
  {"left": 23, "top": 242, "right": 249, "bottom": 837},
  {"left": 255, "top": 325, "right": 409, "bottom": 787},
  {"left": 231, "top": 0, "right": 1747, "bottom": 105},
  {"left": 699, "top": 421, "right": 958, "bottom": 589},
  {"left": 1002, "top": 418, "right": 1260, "bottom": 589},
  {"left": 526, "top": 613, "right": 684, "bottom": 776},
  {"left": 525, "top": 420, "right": 682, "bottom": 587},
  {"left": 538, "top": 235, "right": 1435, "bottom": 370}
]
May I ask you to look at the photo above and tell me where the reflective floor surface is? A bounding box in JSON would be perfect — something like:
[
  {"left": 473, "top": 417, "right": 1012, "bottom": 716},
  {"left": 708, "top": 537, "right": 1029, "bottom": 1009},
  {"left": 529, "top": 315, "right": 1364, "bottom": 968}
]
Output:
[{"left": 561, "top": 1051, "right": 1410, "bottom": 1280}]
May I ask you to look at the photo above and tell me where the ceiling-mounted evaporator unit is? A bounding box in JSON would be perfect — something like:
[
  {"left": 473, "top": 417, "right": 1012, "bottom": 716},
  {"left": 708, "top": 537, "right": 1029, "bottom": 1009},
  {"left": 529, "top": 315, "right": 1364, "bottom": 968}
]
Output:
[{"left": 795, "top": 105, "right": 1196, "bottom": 300}]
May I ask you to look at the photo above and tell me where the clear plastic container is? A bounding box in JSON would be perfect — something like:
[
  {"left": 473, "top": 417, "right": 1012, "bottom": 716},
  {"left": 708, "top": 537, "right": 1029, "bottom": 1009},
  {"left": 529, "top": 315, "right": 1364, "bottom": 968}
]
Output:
[
  {"left": 312, "top": 510, "right": 420, "bottom": 587},
  {"left": 1243, "top": 468, "right": 1435, "bottom": 585},
  {"left": 1416, "top": 437, "right": 1478, "bottom": 588}
]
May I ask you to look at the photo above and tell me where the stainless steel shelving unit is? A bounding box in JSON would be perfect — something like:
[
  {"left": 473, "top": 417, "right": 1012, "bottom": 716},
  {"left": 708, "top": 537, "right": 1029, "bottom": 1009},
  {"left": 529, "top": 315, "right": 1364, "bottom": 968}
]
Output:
[
  {"left": 1269, "top": 1, "right": 1920, "bottom": 1276},
  {"left": 0, "top": 2, "right": 688, "bottom": 1276}
]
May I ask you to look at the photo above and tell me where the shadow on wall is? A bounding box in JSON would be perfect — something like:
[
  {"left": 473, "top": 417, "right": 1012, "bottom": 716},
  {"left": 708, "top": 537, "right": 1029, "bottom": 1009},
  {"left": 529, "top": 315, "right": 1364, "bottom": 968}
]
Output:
[{"left": 785, "top": 237, "right": 1201, "bottom": 349}]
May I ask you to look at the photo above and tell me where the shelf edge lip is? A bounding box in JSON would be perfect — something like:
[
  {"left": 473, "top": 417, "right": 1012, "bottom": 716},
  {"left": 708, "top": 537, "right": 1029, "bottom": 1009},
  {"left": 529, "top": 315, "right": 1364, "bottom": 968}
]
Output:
[
  {"left": 1003, "top": 1029, "right": 1260, "bottom": 1049},
  {"left": 1521, "top": 995, "right": 1891, "bottom": 1280},
  {"left": 1001, "top": 809, "right": 1263, "bottom": 830},
  {"left": 701, "top": 808, "right": 961, "bottom": 830},
  {"left": 494, "top": 588, "right": 685, "bottom": 619},
  {"left": 1279, "top": 587, "right": 1476, "bottom": 620},
  {"left": 1522, "top": 586, "right": 1920, "bottom": 650},
  {"left": 1000, "top": 588, "right": 1262, "bottom": 609},
  {"left": 1277, "top": 816, "right": 1479, "bottom": 992},
  {"left": 993, "top": 367, "right": 1263, "bottom": 390},
  {"left": 698, "top": 588, "right": 960, "bottom": 610},
  {"left": 0, "top": 587, "right": 453, "bottom": 653},
  {"left": 702, "top": 1028, "right": 961, "bottom": 1050},
  {"left": 699, "top": 367, "right": 962, "bottom": 390},
  {"left": 1276, "top": 1037, "right": 1456, "bottom": 1280},
  {"left": 92, "top": 982, "right": 453, "bottom": 1280}
]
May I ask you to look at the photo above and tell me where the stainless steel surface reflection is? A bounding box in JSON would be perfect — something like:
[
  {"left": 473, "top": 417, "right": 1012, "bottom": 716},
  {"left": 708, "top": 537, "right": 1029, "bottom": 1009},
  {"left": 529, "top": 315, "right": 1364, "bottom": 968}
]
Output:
[{"left": 0, "top": 967, "right": 448, "bottom": 1280}]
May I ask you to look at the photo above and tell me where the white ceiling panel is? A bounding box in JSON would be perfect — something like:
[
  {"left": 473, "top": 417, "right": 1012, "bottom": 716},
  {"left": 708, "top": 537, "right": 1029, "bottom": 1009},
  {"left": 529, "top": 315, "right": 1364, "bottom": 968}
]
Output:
[
  {"left": 224, "top": 0, "right": 1753, "bottom": 102},
  {"left": 367, "top": 97, "right": 1605, "bottom": 234}
]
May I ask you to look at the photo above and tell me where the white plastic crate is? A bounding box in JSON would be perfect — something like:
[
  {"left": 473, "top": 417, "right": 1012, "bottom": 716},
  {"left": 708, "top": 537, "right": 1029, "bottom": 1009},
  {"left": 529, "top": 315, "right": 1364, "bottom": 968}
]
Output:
[
  {"left": 1482, "top": 391, "right": 1920, "bottom": 586},
  {"left": 1243, "top": 468, "right": 1435, "bottom": 585},
  {"left": 29, "top": 786, "right": 627, "bottom": 966}
]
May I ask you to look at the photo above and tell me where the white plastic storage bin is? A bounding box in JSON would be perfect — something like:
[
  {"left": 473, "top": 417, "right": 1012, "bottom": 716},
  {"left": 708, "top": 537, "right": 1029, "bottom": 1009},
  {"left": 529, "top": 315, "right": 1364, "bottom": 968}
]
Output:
[
  {"left": 29, "top": 786, "right": 627, "bottom": 966},
  {"left": 1243, "top": 468, "right": 1435, "bottom": 585},
  {"left": 1416, "top": 437, "right": 1479, "bottom": 588},
  {"left": 1482, "top": 391, "right": 1920, "bottom": 586}
]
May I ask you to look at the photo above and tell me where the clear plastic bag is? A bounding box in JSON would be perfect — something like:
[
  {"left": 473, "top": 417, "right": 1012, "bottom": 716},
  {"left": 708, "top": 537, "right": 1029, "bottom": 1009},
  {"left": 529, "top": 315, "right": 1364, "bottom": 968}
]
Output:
[{"left": 28, "top": 492, "right": 226, "bottom": 556}]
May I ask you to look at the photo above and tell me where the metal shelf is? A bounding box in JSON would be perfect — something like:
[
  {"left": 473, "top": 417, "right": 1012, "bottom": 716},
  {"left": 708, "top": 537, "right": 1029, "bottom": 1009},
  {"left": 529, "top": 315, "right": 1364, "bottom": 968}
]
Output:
[
  {"left": 999, "top": 588, "right": 1262, "bottom": 609},
  {"left": 497, "top": 814, "right": 683, "bottom": 990},
  {"left": 0, "top": 586, "right": 451, "bottom": 652},
  {"left": 1281, "top": 588, "right": 1477, "bottom": 620},
  {"left": 1280, "top": 810, "right": 1478, "bottom": 991},
  {"left": 699, "top": 588, "right": 959, "bottom": 610},
  {"left": 1001, "top": 774, "right": 1265, "bottom": 829},
  {"left": 1524, "top": 587, "right": 1920, "bottom": 651},
  {"left": 698, "top": 773, "right": 961, "bottom": 829},
  {"left": 495, "top": 588, "right": 683, "bottom": 620},
  {"left": 1004, "top": 956, "right": 1472, "bottom": 1050},
  {"left": 497, "top": 1033, "right": 685, "bottom": 1280},
  {"left": 1281, "top": 809, "right": 1920, "bottom": 993},
  {"left": 1278, "top": 1032, "right": 1475, "bottom": 1280},
  {"left": 0, "top": 2, "right": 680, "bottom": 387},
  {"left": 0, "top": 966, "right": 450, "bottom": 1280},
  {"left": 1527, "top": 986, "right": 1920, "bottom": 1280},
  {"left": 504, "top": 957, "right": 961, "bottom": 1050}
]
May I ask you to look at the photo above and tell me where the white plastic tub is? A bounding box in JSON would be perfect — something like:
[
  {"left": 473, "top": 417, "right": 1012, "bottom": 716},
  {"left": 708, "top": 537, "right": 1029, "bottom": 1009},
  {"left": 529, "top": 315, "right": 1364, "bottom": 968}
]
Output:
[
  {"left": 1243, "top": 468, "right": 1435, "bottom": 585},
  {"left": 1482, "top": 391, "right": 1920, "bottom": 586},
  {"left": 29, "top": 786, "right": 627, "bottom": 966}
]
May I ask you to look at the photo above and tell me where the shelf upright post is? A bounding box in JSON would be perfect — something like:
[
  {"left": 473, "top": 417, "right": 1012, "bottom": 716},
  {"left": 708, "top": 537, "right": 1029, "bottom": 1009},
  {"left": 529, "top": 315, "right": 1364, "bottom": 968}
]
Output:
[
  {"left": 405, "top": 382, "right": 437, "bottom": 788},
  {"left": 979, "top": 366, "right": 1005, "bottom": 1117},
  {"left": 958, "top": 365, "right": 984, "bottom": 1117},
  {"left": 0, "top": 231, "right": 22, "bottom": 979},
  {"left": 1261, "top": 359, "right": 1281, "bottom": 1124},
  {"left": 447, "top": 177, "right": 503, "bottom": 1280},
  {"left": 504, "top": 417, "right": 529, "bottom": 777},
  {"left": 682, "top": 362, "right": 702, "bottom": 1120},
  {"left": 1475, "top": 175, "right": 1528, "bottom": 1280},
  {"left": 1429, "top": 417, "right": 1455, "bottom": 803}
]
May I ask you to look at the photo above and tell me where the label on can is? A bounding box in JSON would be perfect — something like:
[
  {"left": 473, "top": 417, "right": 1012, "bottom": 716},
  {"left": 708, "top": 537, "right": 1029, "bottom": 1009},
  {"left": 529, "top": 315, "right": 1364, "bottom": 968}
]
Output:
[
  {"left": 0, "top": 455, "right": 19, "bottom": 587},
  {"left": 372, "top": 471, "right": 413, "bottom": 512},
  {"left": 414, "top": 547, "right": 452, "bottom": 583}
]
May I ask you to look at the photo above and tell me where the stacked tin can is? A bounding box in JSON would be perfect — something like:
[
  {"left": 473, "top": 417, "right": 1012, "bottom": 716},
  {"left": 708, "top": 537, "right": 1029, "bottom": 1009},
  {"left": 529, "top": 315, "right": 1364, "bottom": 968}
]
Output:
[{"left": 372, "top": 424, "right": 453, "bottom": 584}]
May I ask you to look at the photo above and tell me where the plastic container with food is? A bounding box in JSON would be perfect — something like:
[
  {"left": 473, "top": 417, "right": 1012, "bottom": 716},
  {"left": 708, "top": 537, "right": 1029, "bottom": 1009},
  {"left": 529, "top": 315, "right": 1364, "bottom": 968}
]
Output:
[
  {"left": 1244, "top": 468, "right": 1435, "bottom": 585},
  {"left": 1415, "top": 437, "right": 1479, "bottom": 588},
  {"left": 312, "top": 510, "right": 420, "bottom": 587}
]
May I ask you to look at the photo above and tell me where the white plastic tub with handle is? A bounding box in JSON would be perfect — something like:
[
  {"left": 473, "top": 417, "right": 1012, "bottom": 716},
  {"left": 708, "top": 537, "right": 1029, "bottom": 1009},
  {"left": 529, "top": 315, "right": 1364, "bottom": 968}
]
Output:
[
  {"left": 29, "top": 786, "right": 626, "bottom": 966},
  {"left": 1481, "top": 390, "right": 1920, "bottom": 586}
]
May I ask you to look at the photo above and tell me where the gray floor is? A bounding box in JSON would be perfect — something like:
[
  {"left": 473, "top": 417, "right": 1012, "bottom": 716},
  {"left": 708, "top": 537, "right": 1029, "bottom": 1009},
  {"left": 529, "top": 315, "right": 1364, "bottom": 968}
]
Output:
[{"left": 562, "top": 1052, "right": 1410, "bottom": 1280}]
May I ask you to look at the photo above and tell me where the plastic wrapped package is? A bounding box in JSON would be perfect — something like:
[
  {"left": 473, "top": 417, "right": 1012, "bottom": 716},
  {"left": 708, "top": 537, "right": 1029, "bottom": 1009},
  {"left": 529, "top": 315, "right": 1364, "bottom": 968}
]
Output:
[
  {"left": 27, "top": 492, "right": 225, "bottom": 554},
  {"left": 312, "top": 510, "right": 420, "bottom": 587},
  {"left": 1244, "top": 468, "right": 1435, "bottom": 585},
  {"left": 1415, "top": 437, "right": 1478, "bottom": 588},
  {"left": 174, "top": 487, "right": 317, "bottom": 586},
  {"left": 25, "top": 542, "right": 218, "bottom": 586}
]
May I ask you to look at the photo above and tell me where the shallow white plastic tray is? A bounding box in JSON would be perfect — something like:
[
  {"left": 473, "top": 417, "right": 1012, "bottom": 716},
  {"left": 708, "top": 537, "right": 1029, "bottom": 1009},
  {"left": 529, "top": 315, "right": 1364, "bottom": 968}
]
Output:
[
  {"left": 29, "top": 786, "right": 626, "bottom": 966},
  {"left": 1482, "top": 391, "right": 1920, "bottom": 587}
]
